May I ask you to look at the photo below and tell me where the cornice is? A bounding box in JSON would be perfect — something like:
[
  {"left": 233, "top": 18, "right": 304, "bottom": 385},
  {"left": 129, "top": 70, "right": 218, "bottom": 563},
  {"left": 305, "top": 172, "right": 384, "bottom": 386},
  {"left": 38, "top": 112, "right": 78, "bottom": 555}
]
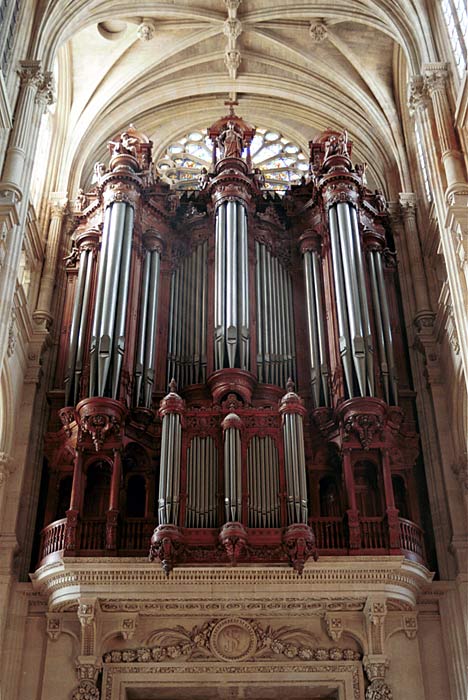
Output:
[{"left": 31, "top": 556, "right": 433, "bottom": 610}]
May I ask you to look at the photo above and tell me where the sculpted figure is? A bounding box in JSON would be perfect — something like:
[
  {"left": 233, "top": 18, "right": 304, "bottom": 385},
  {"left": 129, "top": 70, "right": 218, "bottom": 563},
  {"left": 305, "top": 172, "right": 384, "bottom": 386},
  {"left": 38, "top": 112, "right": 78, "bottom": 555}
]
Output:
[
  {"left": 253, "top": 167, "right": 265, "bottom": 189},
  {"left": 75, "top": 188, "right": 87, "bottom": 211},
  {"left": 92, "top": 162, "right": 106, "bottom": 184},
  {"left": 337, "top": 130, "right": 349, "bottom": 156},
  {"left": 198, "top": 167, "right": 210, "bottom": 190},
  {"left": 110, "top": 131, "right": 139, "bottom": 157},
  {"left": 219, "top": 121, "right": 243, "bottom": 158},
  {"left": 374, "top": 189, "right": 387, "bottom": 213},
  {"left": 355, "top": 162, "right": 368, "bottom": 186}
]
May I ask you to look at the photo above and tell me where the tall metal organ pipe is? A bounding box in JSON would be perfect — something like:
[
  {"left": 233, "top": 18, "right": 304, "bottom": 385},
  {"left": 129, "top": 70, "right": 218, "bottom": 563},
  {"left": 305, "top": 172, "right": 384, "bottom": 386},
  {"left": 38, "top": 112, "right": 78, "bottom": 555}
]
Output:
[
  {"left": 89, "top": 201, "right": 135, "bottom": 398},
  {"left": 255, "top": 241, "right": 296, "bottom": 387},
  {"left": 167, "top": 241, "right": 208, "bottom": 388},
  {"left": 222, "top": 413, "right": 243, "bottom": 522},
  {"left": 214, "top": 201, "right": 249, "bottom": 370},
  {"left": 158, "top": 384, "right": 184, "bottom": 525},
  {"left": 135, "top": 235, "right": 162, "bottom": 407},
  {"left": 328, "top": 203, "right": 374, "bottom": 399},
  {"left": 247, "top": 436, "right": 280, "bottom": 527},
  {"left": 279, "top": 383, "right": 308, "bottom": 524},
  {"left": 302, "top": 245, "right": 329, "bottom": 407}
]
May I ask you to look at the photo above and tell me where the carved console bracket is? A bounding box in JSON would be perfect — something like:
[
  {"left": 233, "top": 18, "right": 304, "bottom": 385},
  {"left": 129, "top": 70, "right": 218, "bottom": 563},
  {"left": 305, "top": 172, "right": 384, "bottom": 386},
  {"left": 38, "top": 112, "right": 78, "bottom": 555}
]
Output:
[
  {"left": 219, "top": 521, "right": 249, "bottom": 564},
  {"left": 149, "top": 524, "right": 185, "bottom": 575},
  {"left": 282, "top": 523, "right": 318, "bottom": 574}
]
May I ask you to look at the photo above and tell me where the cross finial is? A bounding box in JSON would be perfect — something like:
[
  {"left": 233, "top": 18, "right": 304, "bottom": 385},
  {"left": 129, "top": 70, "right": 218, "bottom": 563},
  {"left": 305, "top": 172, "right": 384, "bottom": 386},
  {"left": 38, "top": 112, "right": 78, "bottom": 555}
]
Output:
[{"left": 224, "top": 98, "right": 238, "bottom": 116}]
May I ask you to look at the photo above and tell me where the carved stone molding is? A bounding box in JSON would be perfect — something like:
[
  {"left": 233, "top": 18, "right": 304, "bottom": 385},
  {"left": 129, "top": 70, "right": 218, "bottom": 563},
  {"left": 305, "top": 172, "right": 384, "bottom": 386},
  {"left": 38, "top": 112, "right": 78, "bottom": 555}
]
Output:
[
  {"left": 325, "top": 614, "right": 343, "bottom": 641},
  {"left": 46, "top": 613, "right": 62, "bottom": 640},
  {"left": 407, "top": 75, "right": 428, "bottom": 115},
  {"left": 103, "top": 617, "right": 361, "bottom": 665},
  {"left": 137, "top": 20, "right": 156, "bottom": 41},
  {"left": 365, "top": 679, "right": 393, "bottom": 700},
  {"left": 310, "top": 21, "right": 327, "bottom": 43}
]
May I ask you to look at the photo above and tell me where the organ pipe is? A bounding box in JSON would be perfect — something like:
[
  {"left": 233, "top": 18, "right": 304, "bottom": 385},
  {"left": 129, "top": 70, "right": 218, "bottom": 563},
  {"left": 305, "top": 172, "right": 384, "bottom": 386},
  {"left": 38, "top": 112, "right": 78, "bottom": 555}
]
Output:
[
  {"left": 185, "top": 436, "right": 218, "bottom": 527},
  {"left": 158, "top": 384, "right": 184, "bottom": 525},
  {"left": 255, "top": 241, "right": 296, "bottom": 387},
  {"left": 214, "top": 201, "right": 250, "bottom": 370},
  {"left": 280, "top": 384, "right": 308, "bottom": 524},
  {"left": 167, "top": 241, "right": 207, "bottom": 388},
  {"left": 222, "top": 413, "right": 243, "bottom": 522},
  {"left": 65, "top": 248, "right": 89, "bottom": 405},
  {"left": 247, "top": 436, "right": 280, "bottom": 527}
]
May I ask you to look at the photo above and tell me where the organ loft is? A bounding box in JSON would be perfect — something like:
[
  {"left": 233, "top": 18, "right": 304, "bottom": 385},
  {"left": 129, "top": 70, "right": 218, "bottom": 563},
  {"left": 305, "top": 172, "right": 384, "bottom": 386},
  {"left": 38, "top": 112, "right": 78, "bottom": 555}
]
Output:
[{"left": 36, "top": 110, "right": 429, "bottom": 577}]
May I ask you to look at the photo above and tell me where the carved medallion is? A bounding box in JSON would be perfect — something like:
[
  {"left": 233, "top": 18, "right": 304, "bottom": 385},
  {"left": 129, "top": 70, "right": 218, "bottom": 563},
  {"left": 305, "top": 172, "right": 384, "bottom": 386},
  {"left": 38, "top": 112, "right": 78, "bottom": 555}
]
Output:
[{"left": 209, "top": 618, "right": 257, "bottom": 661}]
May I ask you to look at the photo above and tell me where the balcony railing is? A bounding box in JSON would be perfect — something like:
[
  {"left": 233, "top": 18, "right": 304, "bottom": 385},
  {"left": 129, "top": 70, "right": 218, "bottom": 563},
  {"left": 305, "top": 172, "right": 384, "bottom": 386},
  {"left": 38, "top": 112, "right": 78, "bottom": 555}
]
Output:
[{"left": 37, "top": 514, "right": 426, "bottom": 566}]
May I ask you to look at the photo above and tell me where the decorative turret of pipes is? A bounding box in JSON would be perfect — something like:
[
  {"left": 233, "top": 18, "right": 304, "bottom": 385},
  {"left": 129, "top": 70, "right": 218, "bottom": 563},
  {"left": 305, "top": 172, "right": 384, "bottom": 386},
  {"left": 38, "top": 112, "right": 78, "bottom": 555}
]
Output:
[
  {"left": 158, "top": 380, "right": 185, "bottom": 525},
  {"left": 64, "top": 126, "right": 164, "bottom": 408},
  {"left": 207, "top": 111, "right": 256, "bottom": 371},
  {"left": 308, "top": 130, "right": 398, "bottom": 405},
  {"left": 279, "top": 379, "right": 308, "bottom": 524}
]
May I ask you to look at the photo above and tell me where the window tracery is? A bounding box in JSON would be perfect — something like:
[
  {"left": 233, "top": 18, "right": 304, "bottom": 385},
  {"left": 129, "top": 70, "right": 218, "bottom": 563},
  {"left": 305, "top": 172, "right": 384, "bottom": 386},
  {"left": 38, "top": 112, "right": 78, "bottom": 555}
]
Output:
[
  {"left": 442, "top": 0, "right": 468, "bottom": 79},
  {"left": 156, "top": 127, "right": 309, "bottom": 193}
]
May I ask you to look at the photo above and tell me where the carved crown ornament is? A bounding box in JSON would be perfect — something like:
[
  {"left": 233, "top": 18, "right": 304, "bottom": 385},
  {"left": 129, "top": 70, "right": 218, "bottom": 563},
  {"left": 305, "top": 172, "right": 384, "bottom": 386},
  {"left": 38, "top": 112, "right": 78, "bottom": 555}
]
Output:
[{"left": 102, "top": 617, "right": 361, "bottom": 665}]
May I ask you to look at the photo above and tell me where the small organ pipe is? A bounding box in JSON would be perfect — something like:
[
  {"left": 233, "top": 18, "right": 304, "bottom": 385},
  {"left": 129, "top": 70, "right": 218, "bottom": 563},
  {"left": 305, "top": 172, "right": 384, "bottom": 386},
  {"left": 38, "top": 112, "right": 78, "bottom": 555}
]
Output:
[
  {"left": 255, "top": 242, "right": 264, "bottom": 382},
  {"left": 200, "top": 241, "right": 207, "bottom": 381},
  {"left": 239, "top": 204, "right": 249, "bottom": 370},
  {"left": 223, "top": 414, "right": 242, "bottom": 522}
]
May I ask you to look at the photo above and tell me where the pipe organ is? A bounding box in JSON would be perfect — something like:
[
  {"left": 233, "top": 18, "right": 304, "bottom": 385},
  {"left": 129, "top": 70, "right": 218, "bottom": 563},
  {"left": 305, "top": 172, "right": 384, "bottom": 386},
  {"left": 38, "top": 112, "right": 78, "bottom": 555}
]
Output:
[{"left": 38, "top": 117, "right": 430, "bottom": 577}]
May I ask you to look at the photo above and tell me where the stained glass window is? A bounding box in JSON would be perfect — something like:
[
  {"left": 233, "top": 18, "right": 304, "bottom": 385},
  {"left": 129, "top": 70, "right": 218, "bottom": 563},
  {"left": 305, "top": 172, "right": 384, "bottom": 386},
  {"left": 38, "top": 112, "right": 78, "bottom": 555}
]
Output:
[{"left": 155, "top": 128, "right": 309, "bottom": 193}]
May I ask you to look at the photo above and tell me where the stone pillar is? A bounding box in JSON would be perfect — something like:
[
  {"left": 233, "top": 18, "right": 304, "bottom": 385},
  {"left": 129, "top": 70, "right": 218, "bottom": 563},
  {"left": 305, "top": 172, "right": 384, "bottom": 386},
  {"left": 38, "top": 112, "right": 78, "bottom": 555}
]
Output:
[
  {"left": 398, "top": 194, "right": 433, "bottom": 326},
  {"left": 422, "top": 63, "right": 466, "bottom": 194},
  {"left": 33, "top": 193, "right": 68, "bottom": 328},
  {"left": 0, "top": 60, "right": 54, "bottom": 371}
]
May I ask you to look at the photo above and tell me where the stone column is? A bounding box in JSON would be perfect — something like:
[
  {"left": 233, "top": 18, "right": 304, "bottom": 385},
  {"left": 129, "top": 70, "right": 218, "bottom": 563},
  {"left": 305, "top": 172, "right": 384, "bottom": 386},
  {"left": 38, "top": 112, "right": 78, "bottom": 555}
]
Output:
[
  {"left": 33, "top": 193, "right": 68, "bottom": 328},
  {"left": 422, "top": 63, "right": 466, "bottom": 194},
  {"left": 0, "top": 60, "right": 54, "bottom": 371},
  {"left": 398, "top": 193, "right": 433, "bottom": 327}
]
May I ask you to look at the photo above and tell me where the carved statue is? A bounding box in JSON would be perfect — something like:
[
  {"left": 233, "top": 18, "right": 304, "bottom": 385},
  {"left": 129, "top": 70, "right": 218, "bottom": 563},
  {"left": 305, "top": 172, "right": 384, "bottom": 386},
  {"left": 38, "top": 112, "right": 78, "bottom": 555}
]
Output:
[
  {"left": 198, "top": 167, "right": 210, "bottom": 190},
  {"left": 337, "top": 130, "right": 349, "bottom": 156},
  {"left": 324, "top": 130, "right": 349, "bottom": 160},
  {"left": 109, "top": 131, "right": 139, "bottom": 157},
  {"left": 253, "top": 167, "right": 265, "bottom": 189},
  {"left": 219, "top": 120, "right": 243, "bottom": 158},
  {"left": 374, "top": 189, "right": 387, "bottom": 213},
  {"left": 92, "top": 162, "right": 106, "bottom": 184},
  {"left": 75, "top": 188, "right": 87, "bottom": 212},
  {"left": 63, "top": 245, "right": 80, "bottom": 267},
  {"left": 355, "top": 162, "right": 368, "bottom": 186}
]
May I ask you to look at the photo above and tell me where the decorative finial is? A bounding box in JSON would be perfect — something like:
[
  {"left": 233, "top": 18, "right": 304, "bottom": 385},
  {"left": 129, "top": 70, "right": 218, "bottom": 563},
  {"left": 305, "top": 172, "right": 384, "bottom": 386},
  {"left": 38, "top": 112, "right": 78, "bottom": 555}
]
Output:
[
  {"left": 169, "top": 378, "right": 177, "bottom": 394},
  {"left": 286, "top": 377, "right": 295, "bottom": 393},
  {"left": 224, "top": 98, "right": 238, "bottom": 117}
]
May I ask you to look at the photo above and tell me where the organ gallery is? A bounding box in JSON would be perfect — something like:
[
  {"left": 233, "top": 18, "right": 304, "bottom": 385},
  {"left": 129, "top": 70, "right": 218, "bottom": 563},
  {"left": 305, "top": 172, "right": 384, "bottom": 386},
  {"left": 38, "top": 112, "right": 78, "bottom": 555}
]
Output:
[{"left": 37, "top": 112, "right": 428, "bottom": 581}]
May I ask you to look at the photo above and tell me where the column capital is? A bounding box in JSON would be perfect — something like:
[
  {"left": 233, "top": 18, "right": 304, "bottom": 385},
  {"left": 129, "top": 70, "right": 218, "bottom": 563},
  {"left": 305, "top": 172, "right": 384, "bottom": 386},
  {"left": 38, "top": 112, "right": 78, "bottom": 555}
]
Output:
[
  {"left": 17, "top": 60, "right": 42, "bottom": 87},
  {"left": 407, "top": 75, "right": 429, "bottom": 114},
  {"left": 49, "top": 193, "right": 69, "bottom": 218},
  {"left": 422, "top": 62, "right": 449, "bottom": 94},
  {"left": 398, "top": 192, "right": 417, "bottom": 218}
]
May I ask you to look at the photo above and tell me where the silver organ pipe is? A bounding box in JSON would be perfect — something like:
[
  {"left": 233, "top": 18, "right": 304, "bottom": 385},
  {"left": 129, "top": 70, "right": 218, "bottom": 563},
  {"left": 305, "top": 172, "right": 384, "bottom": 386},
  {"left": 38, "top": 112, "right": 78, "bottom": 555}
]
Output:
[
  {"left": 142, "top": 249, "right": 161, "bottom": 406},
  {"left": 214, "top": 201, "right": 250, "bottom": 370},
  {"left": 73, "top": 248, "right": 94, "bottom": 405},
  {"left": 89, "top": 206, "right": 112, "bottom": 396},
  {"left": 350, "top": 207, "right": 374, "bottom": 396},
  {"left": 111, "top": 206, "right": 134, "bottom": 399},
  {"left": 247, "top": 436, "right": 280, "bottom": 528},
  {"left": 368, "top": 251, "right": 390, "bottom": 402},
  {"left": 223, "top": 414, "right": 243, "bottom": 522},
  {"left": 328, "top": 206, "right": 354, "bottom": 397},
  {"left": 185, "top": 436, "right": 218, "bottom": 528},
  {"left": 167, "top": 241, "right": 208, "bottom": 389},
  {"left": 158, "top": 410, "right": 182, "bottom": 525},
  {"left": 255, "top": 242, "right": 296, "bottom": 386},
  {"left": 135, "top": 251, "right": 151, "bottom": 404},
  {"left": 312, "top": 251, "right": 329, "bottom": 405},
  {"left": 65, "top": 247, "right": 90, "bottom": 405},
  {"left": 280, "top": 385, "right": 308, "bottom": 525},
  {"left": 336, "top": 202, "right": 367, "bottom": 397},
  {"left": 374, "top": 250, "right": 398, "bottom": 403},
  {"left": 303, "top": 250, "right": 321, "bottom": 407}
]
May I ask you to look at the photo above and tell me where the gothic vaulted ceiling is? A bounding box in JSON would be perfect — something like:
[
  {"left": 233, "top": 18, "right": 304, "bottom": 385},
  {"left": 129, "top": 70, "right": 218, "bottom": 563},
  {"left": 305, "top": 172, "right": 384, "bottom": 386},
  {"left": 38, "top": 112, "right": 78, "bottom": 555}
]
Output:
[{"left": 35, "top": 0, "right": 437, "bottom": 197}]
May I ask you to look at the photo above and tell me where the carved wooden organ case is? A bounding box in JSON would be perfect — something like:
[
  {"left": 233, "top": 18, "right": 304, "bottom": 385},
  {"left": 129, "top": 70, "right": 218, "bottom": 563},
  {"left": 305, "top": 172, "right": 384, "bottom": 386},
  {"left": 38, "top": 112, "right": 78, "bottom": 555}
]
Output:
[{"left": 38, "top": 117, "right": 428, "bottom": 576}]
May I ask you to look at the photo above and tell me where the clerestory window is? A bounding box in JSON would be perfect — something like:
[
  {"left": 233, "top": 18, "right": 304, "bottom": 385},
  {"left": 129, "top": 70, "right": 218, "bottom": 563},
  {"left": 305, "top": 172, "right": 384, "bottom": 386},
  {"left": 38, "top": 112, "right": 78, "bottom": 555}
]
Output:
[{"left": 442, "top": 0, "right": 468, "bottom": 79}]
